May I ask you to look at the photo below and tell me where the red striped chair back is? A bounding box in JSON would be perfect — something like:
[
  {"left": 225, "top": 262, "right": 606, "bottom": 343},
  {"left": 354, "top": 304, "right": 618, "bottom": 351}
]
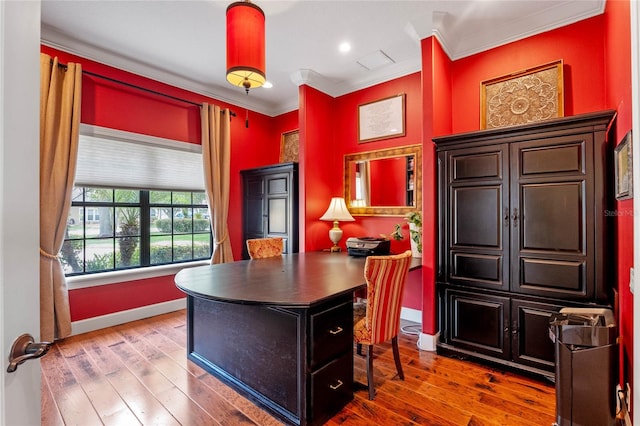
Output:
[
  {"left": 353, "top": 250, "right": 413, "bottom": 399},
  {"left": 362, "top": 250, "right": 412, "bottom": 344}
]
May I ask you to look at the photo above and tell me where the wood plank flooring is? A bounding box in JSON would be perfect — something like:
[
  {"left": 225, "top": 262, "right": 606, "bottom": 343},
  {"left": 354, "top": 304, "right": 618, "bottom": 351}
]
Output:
[{"left": 42, "top": 310, "right": 556, "bottom": 425}]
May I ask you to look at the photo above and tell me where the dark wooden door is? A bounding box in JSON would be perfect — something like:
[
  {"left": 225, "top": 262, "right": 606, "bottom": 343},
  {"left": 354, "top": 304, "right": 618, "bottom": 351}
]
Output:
[
  {"left": 443, "top": 144, "right": 510, "bottom": 292},
  {"left": 241, "top": 163, "right": 299, "bottom": 259},
  {"left": 510, "top": 134, "right": 594, "bottom": 300},
  {"left": 264, "top": 172, "right": 292, "bottom": 252},
  {"left": 243, "top": 174, "right": 266, "bottom": 238},
  {"left": 446, "top": 288, "right": 510, "bottom": 360},
  {"left": 510, "top": 299, "right": 564, "bottom": 372}
]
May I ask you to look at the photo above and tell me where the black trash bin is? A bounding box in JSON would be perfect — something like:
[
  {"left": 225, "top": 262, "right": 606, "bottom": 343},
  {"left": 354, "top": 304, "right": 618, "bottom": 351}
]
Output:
[{"left": 549, "top": 308, "right": 617, "bottom": 426}]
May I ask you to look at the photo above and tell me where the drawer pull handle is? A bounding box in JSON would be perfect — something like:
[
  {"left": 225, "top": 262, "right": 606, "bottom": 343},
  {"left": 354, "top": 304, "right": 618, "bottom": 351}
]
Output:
[
  {"left": 329, "top": 327, "right": 343, "bottom": 335},
  {"left": 329, "top": 380, "right": 343, "bottom": 390}
]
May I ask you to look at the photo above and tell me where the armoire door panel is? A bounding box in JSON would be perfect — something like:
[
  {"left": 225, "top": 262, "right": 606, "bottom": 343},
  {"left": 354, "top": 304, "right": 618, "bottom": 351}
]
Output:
[
  {"left": 517, "top": 258, "right": 587, "bottom": 296},
  {"left": 520, "top": 182, "right": 585, "bottom": 253},
  {"left": 511, "top": 300, "right": 563, "bottom": 371},
  {"left": 451, "top": 151, "right": 503, "bottom": 181},
  {"left": 245, "top": 198, "right": 265, "bottom": 235},
  {"left": 241, "top": 163, "right": 298, "bottom": 260},
  {"left": 246, "top": 178, "right": 265, "bottom": 197},
  {"left": 452, "top": 186, "right": 503, "bottom": 248},
  {"left": 267, "top": 175, "right": 289, "bottom": 195},
  {"left": 447, "top": 290, "right": 509, "bottom": 359},
  {"left": 519, "top": 143, "right": 585, "bottom": 176},
  {"left": 450, "top": 253, "right": 505, "bottom": 290},
  {"left": 268, "top": 198, "right": 288, "bottom": 234}
]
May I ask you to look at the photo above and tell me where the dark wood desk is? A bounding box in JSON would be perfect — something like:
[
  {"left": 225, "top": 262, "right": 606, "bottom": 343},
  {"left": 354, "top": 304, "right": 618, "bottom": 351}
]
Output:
[{"left": 174, "top": 252, "right": 368, "bottom": 426}]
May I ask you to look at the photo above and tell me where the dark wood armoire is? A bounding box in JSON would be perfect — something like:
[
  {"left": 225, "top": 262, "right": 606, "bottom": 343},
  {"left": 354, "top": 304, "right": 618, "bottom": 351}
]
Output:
[
  {"left": 433, "top": 110, "right": 616, "bottom": 377},
  {"left": 241, "top": 162, "right": 299, "bottom": 259}
]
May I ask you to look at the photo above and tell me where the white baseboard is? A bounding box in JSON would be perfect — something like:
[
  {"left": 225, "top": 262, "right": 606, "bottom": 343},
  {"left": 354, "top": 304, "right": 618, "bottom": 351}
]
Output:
[
  {"left": 417, "top": 331, "right": 440, "bottom": 352},
  {"left": 70, "top": 298, "right": 187, "bottom": 336},
  {"left": 400, "top": 307, "right": 422, "bottom": 323},
  {"left": 398, "top": 308, "right": 439, "bottom": 352}
]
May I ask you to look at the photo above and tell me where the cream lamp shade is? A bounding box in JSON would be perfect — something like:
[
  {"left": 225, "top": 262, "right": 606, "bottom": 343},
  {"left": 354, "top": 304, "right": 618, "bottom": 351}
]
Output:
[{"left": 320, "top": 197, "right": 355, "bottom": 252}]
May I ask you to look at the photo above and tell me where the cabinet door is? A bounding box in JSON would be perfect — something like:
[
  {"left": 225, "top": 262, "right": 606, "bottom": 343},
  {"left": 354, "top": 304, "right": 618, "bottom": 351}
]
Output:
[
  {"left": 446, "top": 289, "right": 510, "bottom": 360},
  {"left": 242, "top": 164, "right": 298, "bottom": 259},
  {"left": 511, "top": 299, "right": 563, "bottom": 373},
  {"left": 243, "top": 174, "right": 266, "bottom": 239},
  {"left": 443, "top": 145, "right": 510, "bottom": 292},
  {"left": 265, "top": 172, "right": 292, "bottom": 252},
  {"left": 510, "top": 134, "right": 594, "bottom": 300}
]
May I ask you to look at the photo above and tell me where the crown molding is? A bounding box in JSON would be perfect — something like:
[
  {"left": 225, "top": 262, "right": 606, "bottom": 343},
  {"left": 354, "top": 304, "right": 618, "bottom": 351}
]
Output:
[
  {"left": 41, "top": 25, "right": 279, "bottom": 116},
  {"left": 290, "top": 58, "right": 421, "bottom": 99},
  {"left": 435, "top": 0, "right": 606, "bottom": 60}
]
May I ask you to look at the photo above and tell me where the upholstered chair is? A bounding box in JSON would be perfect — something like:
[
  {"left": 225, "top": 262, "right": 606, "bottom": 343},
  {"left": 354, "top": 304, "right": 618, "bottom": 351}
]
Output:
[
  {"left": 353, "top": 250, "right": 413, "bottom": 400},
  {"left": 246, "top": 237, "right": 284, "bottom": 259}
]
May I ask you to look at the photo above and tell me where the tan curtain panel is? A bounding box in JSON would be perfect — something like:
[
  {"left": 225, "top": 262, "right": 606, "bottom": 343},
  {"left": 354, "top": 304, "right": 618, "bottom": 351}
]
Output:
[
  {"left": 201, "top": 103, "right": 234, "bottom": 263},
  {"left": 40, "top": 54, "right": 82, "bottom": 341}
]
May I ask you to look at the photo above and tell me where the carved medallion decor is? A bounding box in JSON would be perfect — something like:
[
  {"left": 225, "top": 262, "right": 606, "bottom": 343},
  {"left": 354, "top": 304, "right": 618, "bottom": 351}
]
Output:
[
  {"left": 279, "top": 129, "right": 299, "bottom": 163},
  {"left": 480, "top": 60, "right": 564, "bottom": 129}
]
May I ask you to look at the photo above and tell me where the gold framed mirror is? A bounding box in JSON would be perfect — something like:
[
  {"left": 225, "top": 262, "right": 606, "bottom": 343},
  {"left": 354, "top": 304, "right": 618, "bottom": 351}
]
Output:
[{"left": 344, "top": 144, "right": 422, "bottom": 216}]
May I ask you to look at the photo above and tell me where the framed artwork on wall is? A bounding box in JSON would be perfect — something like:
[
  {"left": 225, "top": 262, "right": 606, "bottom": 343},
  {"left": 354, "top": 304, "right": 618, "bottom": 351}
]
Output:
[
  {"left": 480, "top": 60, "right": 564, "bottom": 129},
  {"left": 358, "top": 94, "right": 405, "bottom": 143},
  {"left": 279, "top": 129, "right": 299, "bottom": 163},
  {"left": 615, "top": 130, "right": 633, "bottom": 200}
]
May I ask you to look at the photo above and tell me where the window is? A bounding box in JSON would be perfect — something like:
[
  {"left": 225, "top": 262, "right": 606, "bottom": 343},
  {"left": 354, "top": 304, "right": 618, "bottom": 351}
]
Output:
[
  {"left": 63, "top": 124, "right": 211, "bottom": 277},
  {"left": 62, "top": 187, "right": 211, "bottom": 276}
]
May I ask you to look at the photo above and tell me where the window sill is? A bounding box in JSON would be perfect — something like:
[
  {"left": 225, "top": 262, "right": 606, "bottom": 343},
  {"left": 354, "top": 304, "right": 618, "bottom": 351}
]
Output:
[{"left": 67, "top": 260, "right": 210, "bottom": 290}]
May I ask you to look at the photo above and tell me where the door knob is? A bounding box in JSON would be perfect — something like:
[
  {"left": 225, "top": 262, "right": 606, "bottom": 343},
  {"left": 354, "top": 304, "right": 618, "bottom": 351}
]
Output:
[{"left": 6, "top": 333, "right": 51, "bottom": 373}]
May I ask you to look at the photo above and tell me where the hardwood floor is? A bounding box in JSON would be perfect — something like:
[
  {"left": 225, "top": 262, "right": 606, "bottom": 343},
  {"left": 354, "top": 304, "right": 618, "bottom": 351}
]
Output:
[{"left": 42, "top": 310, "right": 556, "bottom": 425}]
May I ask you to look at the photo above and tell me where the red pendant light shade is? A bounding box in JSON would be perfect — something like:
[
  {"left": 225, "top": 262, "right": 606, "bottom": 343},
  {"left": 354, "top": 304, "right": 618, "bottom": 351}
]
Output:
[{"left": 226, "top": 1, "right": 266, "bottom": 93}]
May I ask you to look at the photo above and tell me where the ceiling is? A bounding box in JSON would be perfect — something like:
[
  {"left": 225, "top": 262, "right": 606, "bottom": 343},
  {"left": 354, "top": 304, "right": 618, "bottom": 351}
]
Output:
[{"left": 41, "top": 0, "right": 606, "bottom": 117}]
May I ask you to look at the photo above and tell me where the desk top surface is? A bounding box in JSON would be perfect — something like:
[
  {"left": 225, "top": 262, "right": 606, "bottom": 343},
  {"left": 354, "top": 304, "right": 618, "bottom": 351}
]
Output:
[{"left": 175, "top": 252, "right": 370, "bottom": 307}]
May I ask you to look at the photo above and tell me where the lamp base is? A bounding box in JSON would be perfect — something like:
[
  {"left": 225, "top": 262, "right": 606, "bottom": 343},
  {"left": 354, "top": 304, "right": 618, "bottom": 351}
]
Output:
[
  {"left": 324, "top": 245, "right": 342, "bottom": 253},
  {"left": 326, "top": 223, "right": 344, "bottom": 253}
]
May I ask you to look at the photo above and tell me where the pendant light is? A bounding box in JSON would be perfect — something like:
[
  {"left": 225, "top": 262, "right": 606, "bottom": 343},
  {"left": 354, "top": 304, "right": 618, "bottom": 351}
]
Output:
[{"left": 226, "top": 0, "right": 266, "bottom": 94}]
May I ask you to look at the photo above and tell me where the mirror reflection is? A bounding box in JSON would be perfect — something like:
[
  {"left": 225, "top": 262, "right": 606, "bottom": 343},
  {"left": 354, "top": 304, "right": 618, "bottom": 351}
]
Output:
[{"left": 344, "top": 144, "right": 422, "bottom": 216}]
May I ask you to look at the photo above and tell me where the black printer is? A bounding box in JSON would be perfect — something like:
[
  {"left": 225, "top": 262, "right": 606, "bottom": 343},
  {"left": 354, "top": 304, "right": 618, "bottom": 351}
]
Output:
[{"left": 346, "top": 237, "right": 391, "bottom": 257}]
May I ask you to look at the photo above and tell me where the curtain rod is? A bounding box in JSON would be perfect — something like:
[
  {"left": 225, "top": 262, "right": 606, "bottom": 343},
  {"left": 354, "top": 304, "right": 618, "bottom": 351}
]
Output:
[{"left": 55, "top": 61, "right": 236, "bottom": 117}]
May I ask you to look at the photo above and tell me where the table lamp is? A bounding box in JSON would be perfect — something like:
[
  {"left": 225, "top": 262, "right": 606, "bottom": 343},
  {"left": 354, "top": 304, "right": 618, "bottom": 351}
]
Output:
[{"left": 320, "top": 197, "right": 355, "bottom": 252}]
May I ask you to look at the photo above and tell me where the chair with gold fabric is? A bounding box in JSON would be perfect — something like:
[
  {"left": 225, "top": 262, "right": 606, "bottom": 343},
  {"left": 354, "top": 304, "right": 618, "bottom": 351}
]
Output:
[
  {"left": 353, "top": 250, "right": 413, "bottom": 400},
  {"left": 246, "top": 237, "right": 284, "bottom": 259}
]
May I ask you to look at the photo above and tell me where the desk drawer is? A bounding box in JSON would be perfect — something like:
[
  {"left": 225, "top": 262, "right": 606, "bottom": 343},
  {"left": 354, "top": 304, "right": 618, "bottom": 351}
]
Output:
[
  {"left": 310, "top": 301, "right": 352, "bottom": 368},
  {"left": 309, "top": 354, "right": 353, "bottom": 424}
]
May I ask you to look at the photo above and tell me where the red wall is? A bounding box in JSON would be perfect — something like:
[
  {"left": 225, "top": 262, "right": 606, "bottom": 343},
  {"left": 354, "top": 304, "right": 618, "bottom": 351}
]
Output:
[
  {"left": 298, "top": 85, "right": 337, "bottom": 251},
  {"left": 449, "top": 15, "right": 606, "bottom": 133},
  {"left": 604, "top": 0, "right": 634, "bottom": 396},
  {"left": 402, "top": 269, "right": 423, "bottom": 311},
  {"left": 272, "top": 110, "right": 299, "bottom": 148},
  {"left": 42, "top": 45, "right": 282, "bottom": 321},
  {"left": 326, "top": 72, "right": 423, "bottom": 254},
  {"left": 68, "top": 276, "right": 184, "bottom": 320},
  {"left": 420, "top": 36, "right": 452, "bottom": 334}
]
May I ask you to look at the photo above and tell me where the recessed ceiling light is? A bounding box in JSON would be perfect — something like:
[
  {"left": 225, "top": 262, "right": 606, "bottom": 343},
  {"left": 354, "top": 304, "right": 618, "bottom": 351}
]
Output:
[
  {"left": 263, "top": 81, "right": 273, "bottom": 88},
  {"left": 339, "top": 42, "right": 351, "bottom": 53}
]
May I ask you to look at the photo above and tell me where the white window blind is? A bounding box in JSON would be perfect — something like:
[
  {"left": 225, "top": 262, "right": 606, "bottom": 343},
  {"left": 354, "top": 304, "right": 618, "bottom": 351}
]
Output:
[{"left": 76, "top": 124, "right": 204, "bottom": 191}]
